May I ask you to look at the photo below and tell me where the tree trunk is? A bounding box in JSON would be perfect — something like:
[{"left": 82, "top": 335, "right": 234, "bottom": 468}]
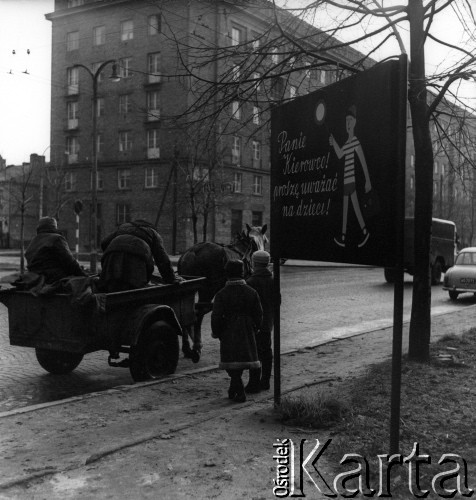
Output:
[
  {"left": 408, "top": 0, "right": 433, "bottom": 362},
  {"left": 20, "top": 204, "right": 25, "bottom": 273}
]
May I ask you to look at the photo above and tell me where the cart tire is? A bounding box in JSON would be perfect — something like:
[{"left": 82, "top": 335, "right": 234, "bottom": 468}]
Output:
[
  {"left": 129, "top": 321, "right": 179, "bottom": 382},
  {"left": 35, "top": 348, "right": 83, "bottom": 375},
  {"left": 449, "top": 290, "right": 459, "bottom": 301}
]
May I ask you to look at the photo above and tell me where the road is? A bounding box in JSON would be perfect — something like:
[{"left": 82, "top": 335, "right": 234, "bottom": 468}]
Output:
[{"left": 0, "top": 265, "right": 473, "bottom": 413}]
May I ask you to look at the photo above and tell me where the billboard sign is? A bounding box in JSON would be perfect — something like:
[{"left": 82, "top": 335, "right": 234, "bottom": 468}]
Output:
[{"left": 271, "top": 58, "right": 407, "bottom": 266}]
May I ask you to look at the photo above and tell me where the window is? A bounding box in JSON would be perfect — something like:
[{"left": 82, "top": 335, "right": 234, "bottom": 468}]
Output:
[
  {"left": 118, "top": 169, "right": 131, "bottom": 189},
  {"left": 119, "top": 58, "right": 131, "bottom": 78},
  {"left": 93, "top": 25, "right": 105, "bottom": 46},
  {"left": 116, "top": 204, "right": 131, "bottom": 224},
  {"left": 252, "top": 211, "right": 263, "bottom": 227},
  {"left": 434, "top": 161, "right": 439, "bottom": 174},
  {"left": 147, "top": 91, "right": 160, "bottom": 120},
  {"left": 148, "top": 52, "right": 161, "bottom": 83},
  {"left": 231, "top": 27, "right": 242, "bottom": 46},
  {"left": 119, "top": 94, "right": 131, "bottom": 115},
  {"left": 95, "top": 97, "right": 104, "bottom": 118},
  {"left": 410, "top": 154, "right": 415, "bottom": 167},
  {"left": 232, "top": 172, "right": 242, "bottom": 193},
  {"left": 232, "top": 65, "right": 240, "bottom": 81},
  {"left": 232, "top": 136, "right": 241, "bottom": 164},
  {"left": 410, "top": 175, "right": 414, "bottom": 190},
  {"left": 253, "top": 175, "right": 263, "bottom": 195},
  {"left": 90, "top": 170, "right": 103, "bottom": 190},
  {"left": 67, "top": 67, "right": 79, "bottom": 95},
  {"left": 119, "top": 131, "right": 132, "bottom": 152},
  {"left": 145, "top": 167, "right": 159, "bottom": 188},
  {"left": 232, "top": 101, "right": 241, "bottom": 120},
  {"left": 96, "top": 133, "right": 104, "bottom": 154},
  {"left": 289, "top": 85, "right": 297, "bottom": 99},
  {"left": 271, "top": 47, "right": 279, "bottom": 64},
  {"left": 251, "top": 32, "right": 260, "bottom": 50},
  {"left": 121, "top": 20, "right": 134, "bottom": 41},
  {"left": 253, "top": 72, "right": 261, "bottom": 91},
  {"left": 148, "top": 14, "right": 161, "bottom": 35},
  {"left": 319, "top": 70, "right": 326, "bottom": 84},
  {"left": 66, "top": 137, "right": 79, "bottom": 162},
  {"left": 67, "top": 31, "right": 79, "bottom": 51},
  {"left": 271, "top": 77, "right": 285, "bottom": 100},
  {"left": 64, "top": 171, "right": 77, "bottom": 192},
  {"left": 252, "top": 140, "right": 261, "bottom": 167},
  {"left": 67, "top": 101, "right": 78, "bottom": 129},
  {"left": 231, "top": 209, "right": 243, "bottom": 238},
  {"left": 252, "top": 106, "right": 260, "bottom": 125},
  {"left": 147, "top": 129, "right": 160, "bottom": 159}
]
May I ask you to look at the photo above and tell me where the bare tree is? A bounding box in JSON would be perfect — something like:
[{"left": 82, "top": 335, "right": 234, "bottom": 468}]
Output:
[
  {"left": 157, "top": 0, "right": 476, "bottom": 362},
  {"left": 9, "top": 164, "right": 36, "bottom": 272},
  {"left": 43, "top": 157, "right": 71, "bottom": 223}
]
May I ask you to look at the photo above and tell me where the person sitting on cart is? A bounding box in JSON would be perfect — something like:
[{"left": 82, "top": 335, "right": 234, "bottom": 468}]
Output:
[
  {"left": 25, "top": 216, "right": 86, "bottom": 284},
  {"left": 98, "top": 219, "right": 177, "bottom": 292}
]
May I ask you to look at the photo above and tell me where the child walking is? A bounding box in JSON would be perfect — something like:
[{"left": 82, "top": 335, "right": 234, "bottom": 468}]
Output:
[
  {"left": 211, "top": 260, "right": 262, "bottom": 403},
  {"left": 245, "top": 250, "right": 274, "bottom": 393}
]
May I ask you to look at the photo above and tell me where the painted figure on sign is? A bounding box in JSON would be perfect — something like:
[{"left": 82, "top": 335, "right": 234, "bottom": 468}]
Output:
[{"left": 329, "top": 105, "right": 371, "bottom": 248}]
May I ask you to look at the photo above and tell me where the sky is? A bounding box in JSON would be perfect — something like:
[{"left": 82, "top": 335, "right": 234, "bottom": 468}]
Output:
[
  {"left": 0, "top": 0, "right": 474, "bottom": 166},
  {"left": 0, "top": 0, "right": 54, "bottom": 165}
]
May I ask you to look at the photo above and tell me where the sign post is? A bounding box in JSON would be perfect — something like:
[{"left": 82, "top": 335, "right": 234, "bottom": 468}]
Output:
[
  {"left": 270, "top": 55, "right": 408, "bottom": 450},
  {"left": 73, "top": 199, "right": 83, "bottom": 259}
]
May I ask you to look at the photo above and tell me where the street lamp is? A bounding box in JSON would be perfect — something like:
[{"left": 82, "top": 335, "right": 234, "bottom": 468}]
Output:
[{"left": 74, "top": 60, "right": 120, "bottom": 273}]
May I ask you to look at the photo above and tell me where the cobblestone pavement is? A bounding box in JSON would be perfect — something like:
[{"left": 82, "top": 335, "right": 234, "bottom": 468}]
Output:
[
  {"left": 0, "top": 299, "right": 218, "bottom": 413},
  {"left": 0, "top": 256, "right": 219, "bottom": 413}
]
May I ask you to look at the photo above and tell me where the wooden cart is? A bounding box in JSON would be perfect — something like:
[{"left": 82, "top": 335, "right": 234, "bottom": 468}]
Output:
[{"left": 0, "top": 276, "right": 205, "bottom": 382}]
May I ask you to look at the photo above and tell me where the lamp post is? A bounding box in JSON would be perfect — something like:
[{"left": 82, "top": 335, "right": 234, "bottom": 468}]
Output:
[{"left": 74, "top": 60, "right": 120, "bottom": 273}]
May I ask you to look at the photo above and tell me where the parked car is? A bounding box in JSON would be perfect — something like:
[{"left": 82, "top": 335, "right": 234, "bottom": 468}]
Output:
[{"left": 443, "top": 247, "right": 476, "bottom": 300}]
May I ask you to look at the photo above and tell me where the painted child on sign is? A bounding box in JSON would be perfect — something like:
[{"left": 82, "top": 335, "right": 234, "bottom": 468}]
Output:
[{"left": 329, "top": 105, "right": 372, "bottom": 248}]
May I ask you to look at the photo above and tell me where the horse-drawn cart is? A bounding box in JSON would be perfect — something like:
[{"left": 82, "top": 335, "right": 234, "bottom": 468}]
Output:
[{"left": 0, "top": 276, "right": 205, "bottom": 382}]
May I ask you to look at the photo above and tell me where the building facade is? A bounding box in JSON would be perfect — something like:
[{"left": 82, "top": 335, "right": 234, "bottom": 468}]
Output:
[{"left": 44, "top": 0, "right": 365, "bottom": 254}]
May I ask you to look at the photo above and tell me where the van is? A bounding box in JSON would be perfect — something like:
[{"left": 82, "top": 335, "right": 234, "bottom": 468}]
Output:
[{"left": 384, "top": 217, "right": 456, "bottom": 285}]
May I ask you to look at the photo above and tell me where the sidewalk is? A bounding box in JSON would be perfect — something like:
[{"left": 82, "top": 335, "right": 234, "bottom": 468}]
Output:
[{"left": 0, "top": 304, "right": 474, "bottom": 499}]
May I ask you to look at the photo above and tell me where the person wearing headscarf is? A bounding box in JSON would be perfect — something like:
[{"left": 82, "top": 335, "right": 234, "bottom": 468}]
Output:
[
  {"left": 211, "top": 259, "right": 262, "bottom": 403},
  {"left": 25, "top": 216, "right": 86, "bottom": 283},
  {"left": 98, "top": 219, "right": 177, "bottom": 292}
]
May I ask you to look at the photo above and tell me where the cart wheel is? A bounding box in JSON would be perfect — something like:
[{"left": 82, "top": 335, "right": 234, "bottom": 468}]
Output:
[
  {"left": 129, "top": 321, "right": 179, "bottom": 382},
  {"left": 35, "top": 348, "right": 83, "bottom": 375}
]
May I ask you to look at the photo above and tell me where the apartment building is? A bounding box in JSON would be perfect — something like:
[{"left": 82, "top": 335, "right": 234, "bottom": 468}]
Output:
[{"left": 42, "top": 0, "right": 370, "bottom": 253}]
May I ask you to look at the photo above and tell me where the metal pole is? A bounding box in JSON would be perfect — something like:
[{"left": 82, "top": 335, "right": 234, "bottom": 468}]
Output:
[
  {"left": 273, "top": 254, "right": 281, "bottom": 407},
  {"left": 75, "top": 213, "right": 80, "bottom": 259},
  {"left": 90, "top": 75, "right": 98, "bottom": 273},
  {"left": 172, "top": 150, "right": 177, "bottom": 254},
  {"left": 390, "top": 54, "right": 408, "bottom": 454},
  {"left": 74, "top": 60, "right": 118, "bottom": 274}
]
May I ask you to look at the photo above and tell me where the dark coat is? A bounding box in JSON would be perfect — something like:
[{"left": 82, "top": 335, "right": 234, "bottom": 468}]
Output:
[
  {"left": 99, "top": 222, "right": 175, "bottom": 291},
  {"left": 246, "top": 267, "right": 274, "bottom": 333},
  {"left": 25, "top": 229, "right": 85, "bottom": 284},
  {"left": 211, "top": 279, "right": 262, "bottom": 370}
]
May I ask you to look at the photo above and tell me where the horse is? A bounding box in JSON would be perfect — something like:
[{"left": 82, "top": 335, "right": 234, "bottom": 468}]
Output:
[{"left": 177, "top": 224, "right": 268, "bottom": 362}]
